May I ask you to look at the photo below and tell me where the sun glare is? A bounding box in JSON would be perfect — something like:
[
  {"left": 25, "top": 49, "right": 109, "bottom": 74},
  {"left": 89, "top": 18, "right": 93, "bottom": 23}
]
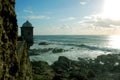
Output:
[
  {"left": 102, "top": 0, "right": 120, "bottom": 20},
  {"left": 109, "top": 35, "right": 120, "bottom": 49}
]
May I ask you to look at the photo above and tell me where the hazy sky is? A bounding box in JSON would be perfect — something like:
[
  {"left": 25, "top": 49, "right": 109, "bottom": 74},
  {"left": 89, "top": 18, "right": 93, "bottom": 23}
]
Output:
[{"left": 16, "top": 0, "right": 120, "bottom": 35}]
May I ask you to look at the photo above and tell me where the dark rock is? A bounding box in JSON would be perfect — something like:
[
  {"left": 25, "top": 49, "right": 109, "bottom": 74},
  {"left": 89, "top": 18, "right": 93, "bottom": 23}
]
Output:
[
  {"left": 29, "top": 48, "right": 53, "bottom": 55},
  {"left": 39, "top": 48, "right": 53, "bottom": 53},
  {"left": 70, "top": 70, "right": 88, "bottom": 80},
  {"left": 31, "top": 54, "right": 120, "bottom": 80},
  {"left": 29, "top": 48, "right": 67, "bottom": 55},
  {"left": 39, "top": 42, "right": 49, "bottom": 45},
  {"left": 18, "top": 36, "right": 24, "bottom": 41},
  {"left": 52, "top": 56, "right": 72, "bottom": 71},
  {"left": 87, "top": 70, "right": 95, "bottom": 78},
  {"left": 52, "top": 48, "right": 65, "bottom": 53},
  {"left": 52, "top": 56, "right": 92, "bottom": 80},
  {"left": 31, "top": 61, "right": 55, "bottom": 80}
]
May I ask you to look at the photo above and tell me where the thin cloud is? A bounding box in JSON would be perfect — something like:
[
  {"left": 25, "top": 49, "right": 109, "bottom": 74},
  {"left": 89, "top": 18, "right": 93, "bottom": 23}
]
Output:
[
  {"left": 83, "top": 16, "right": 92, "bottom": 19},
  {"left": 80, "top": 2, "right": 87, "bottom": 5},
  {"left": 77, "top": 14, "right": 120, "bottom": 30},
  {"left": 23, "top": 15, "right": 50, "bottom": 20},
  {"left": 95, "top": 19, "right": 120, "bottom": 28},
  {"left": 23, "top": 9, "right": 33, "bottom": 14},
  {"left": 60, "top": 24, "right": 72, "bottom": 30},
  {"left": 61, "top": 17, "right": 76, "bottom": 21}
]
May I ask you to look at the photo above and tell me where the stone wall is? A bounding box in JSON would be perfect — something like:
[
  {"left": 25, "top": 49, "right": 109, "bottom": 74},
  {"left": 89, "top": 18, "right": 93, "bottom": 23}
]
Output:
[
  {"left": 0, "top": 0, "right": 18, "bottom": 79},
  {"left": 0, "top": 0, "right": 32, "bottom": 80},
  {"left": 17, "top": 41, "right": 33, "bottom": 80}
]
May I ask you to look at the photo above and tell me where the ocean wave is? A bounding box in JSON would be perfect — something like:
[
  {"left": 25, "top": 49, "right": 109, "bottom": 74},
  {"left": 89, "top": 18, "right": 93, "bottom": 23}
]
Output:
[
  {"left": 61, "top": 43, "right": 117, "bottom": 52},
  {"left": 79, "top": 44, "right": 112, "bottom": 52},
  {"left": 32, "top": 41, "right": 118, "bottom": 53}
]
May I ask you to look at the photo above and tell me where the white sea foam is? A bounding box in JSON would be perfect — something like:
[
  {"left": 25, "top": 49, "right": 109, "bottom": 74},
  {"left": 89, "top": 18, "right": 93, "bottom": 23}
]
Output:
[
  {"left": 30, "top": 48, "right": 108, "bottom": 65},
  {"left": 30, "top": 35, "right": 120, "bottom": 65}
]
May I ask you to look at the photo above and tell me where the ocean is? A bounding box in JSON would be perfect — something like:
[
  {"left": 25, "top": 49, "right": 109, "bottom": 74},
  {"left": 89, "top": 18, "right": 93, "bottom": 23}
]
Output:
[{"left": 30, "top": 35, "right": 120, "bottom": 65}]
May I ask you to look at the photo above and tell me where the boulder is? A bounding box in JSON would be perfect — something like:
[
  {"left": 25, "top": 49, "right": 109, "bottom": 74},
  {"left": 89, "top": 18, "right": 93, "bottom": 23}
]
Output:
[
  {"left": 52, "top": 56, "right": 93, "bottom": 80},
  {"left": 39, "top": 42, "right": 49, "bottom": 45},
  {"left": 31, "top": 61, "right": 55, "bottom": 80},
  {"left": 52, "top": 48, "right": 65, "bottom": 53},
  {"left": 29, "top": 48, "right": 53, "bottom": 55}
]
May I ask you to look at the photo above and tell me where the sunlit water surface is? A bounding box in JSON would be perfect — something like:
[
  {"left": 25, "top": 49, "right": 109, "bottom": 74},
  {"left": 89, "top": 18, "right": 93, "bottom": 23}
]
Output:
[
  {"left": 30, "top": 35, "right": 120, "bottom": 64},
  {"left": 108, "top": 35, "right": 120, "bottom": 49}
]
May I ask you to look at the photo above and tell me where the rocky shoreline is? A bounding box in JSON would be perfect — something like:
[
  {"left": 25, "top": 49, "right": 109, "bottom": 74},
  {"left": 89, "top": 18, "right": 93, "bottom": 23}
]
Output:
[
  {"left": 29, "top": 41, "right": 75, "bottom": 56},
  {"left": 29, "top": 48, "right": 69, "bottom": 55},
  {"left": 31, "top": 53, "right": 120, "bottom": 80}
]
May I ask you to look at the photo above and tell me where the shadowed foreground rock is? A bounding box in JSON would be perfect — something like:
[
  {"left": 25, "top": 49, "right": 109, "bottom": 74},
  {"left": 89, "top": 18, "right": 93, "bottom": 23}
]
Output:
[
  {"left": 51, "top": 54, "right": 120, "bottom": 80},
  {"left": 51, "top": 56, "right": 92, "bottom": 80},
  {"left": 0, "top": 0, "right": 18, "bottom": 79},
  {"left": 31, "top": 61, "right": 55, "bottom": 80},
  {"left": 32, "top": 54, "right": 120, "bottom": 80}
]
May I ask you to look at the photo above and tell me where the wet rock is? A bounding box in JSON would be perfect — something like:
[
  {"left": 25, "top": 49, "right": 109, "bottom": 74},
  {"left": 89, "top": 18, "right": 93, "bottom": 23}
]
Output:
[
  {"left": 29, "top": 48, "right": 53, "bottom": 55},
  {"left": 29, "top": 47, "right": 69, "bottom": 55},
  {"left": 52, "top": 56, "right": 72, "bottom": 71},
  {"left": 39, "top": 42, "right": 49, "bottom": 45},
  {"left": 52, "top": 48, "right": 65, "bottom": 53},
  {"left": 29, "top": 49, "right": 39, "bottom": 55},
  {"left": 40, "top": 48, "right": 53, "bottom": 53}
]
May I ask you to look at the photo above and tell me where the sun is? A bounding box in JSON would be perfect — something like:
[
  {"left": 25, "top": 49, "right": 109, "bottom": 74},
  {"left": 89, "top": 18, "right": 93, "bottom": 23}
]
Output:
[{"left": 102, "top": 0, "right": 120, "bottom": 20}]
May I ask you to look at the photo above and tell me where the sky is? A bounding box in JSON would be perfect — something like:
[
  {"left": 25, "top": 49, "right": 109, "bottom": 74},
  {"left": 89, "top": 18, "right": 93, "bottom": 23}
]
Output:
[{"left": 15, "top": 0, "right": 120, "bottom": 35}]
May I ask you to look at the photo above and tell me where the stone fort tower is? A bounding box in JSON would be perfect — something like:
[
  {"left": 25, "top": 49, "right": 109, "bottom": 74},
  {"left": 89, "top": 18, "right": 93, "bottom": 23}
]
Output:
[{"left": 21, "top": 20, "right": 34, "bottom": 47}]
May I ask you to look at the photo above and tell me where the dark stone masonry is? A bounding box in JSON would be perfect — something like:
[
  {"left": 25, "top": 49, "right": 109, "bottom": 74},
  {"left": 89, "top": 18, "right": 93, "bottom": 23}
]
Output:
[
  {"left": 21, "top": 20, "right": 34, "bottom": 48},
  {"left": 0, "top": 0, "right": 32, "bottom": 80}
]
